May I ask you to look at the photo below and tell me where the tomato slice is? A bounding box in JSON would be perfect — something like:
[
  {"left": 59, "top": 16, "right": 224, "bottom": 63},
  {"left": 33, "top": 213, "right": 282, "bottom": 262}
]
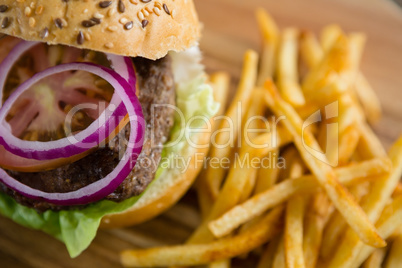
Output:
[{"left": 0, "top": 39, "right": 128, "bottom": 172}]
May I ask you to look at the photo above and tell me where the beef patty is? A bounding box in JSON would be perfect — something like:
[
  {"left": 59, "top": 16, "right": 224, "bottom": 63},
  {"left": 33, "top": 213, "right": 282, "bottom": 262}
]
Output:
[{"left": 0, "top": 56, "right": 176, "bottom": 212}]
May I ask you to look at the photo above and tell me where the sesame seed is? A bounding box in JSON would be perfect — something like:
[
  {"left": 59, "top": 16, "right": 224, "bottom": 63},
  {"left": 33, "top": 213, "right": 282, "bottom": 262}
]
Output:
[
  {"left": 171, "top": 9, "right": 176, "bottom": 19},
  {"left": 145, "top": 6, "right": 153, "bottom": 14},
  {"left": 105, "top": 42, "right": 114, "bottom": 49},
  {"left": 82, "top": 20, "right": 96, "bottom": 27},
  {"left": 90, "top": 17, "right": 102, "bottom": 24},
  {"left": 107, "top": 25, "right": 118, "bottom": 32},
  {"left": 0, "top": 5, "right": 8, "bottom": 13},
  {"left": 35, "top": 5, "right": 44, "bottom": 15},
  {"left": 1, "top": 17, "right": 10, "bottom": 29},
  {"left": 99, "top": 1, "right": 112, "bottom": 8},
  {"left": 129, "top": 0, "right": 138, "bottom": 4},
  {"left": 140, "top": 0, "right": 152, "bottom": 3},
  {"left": 138, "top": 11, "right": 145, "bottom": 21},
  {"left": 24, "top": 7, "right": 32, "bottom": 16},
  {"left": 30, "top": 2, "right": 35, "bottom": 9},
  {"left": 163, "top": 4, "right": 171, "bottom": 15},
  {"left": 119, "top": 17, "right": 128, "bottom": 24},
  {"left": 143, "top": 9, "right": 149, "bottom": 16},
  {"left": 153, "top": 7, "right": 161, "bottom": 16},
  {"left": 84, "top": 32, "right": 91, "bottom": 41},
  {"left": 54, "top": 18, "right": 63, "bottom": 29},
  {"left": 93, "top": 12, "right": 104, "bottom": 19},
  {"left": 61, "top": 18, "right": 68, "bottom": 27},
  {"left": 77, "top": 31, "right": 84, "bottom": 45},
  {"left": 124, "top": 21, "right": 133, "bottom": 30},
  {"left": 107, "top": 8, "right": 116, "bottom": 17},
  {"left": 141, "top": 19, "right": 148, "bottom": 28},
  {"left": 118, "top": 0, "right": 125, "bottom": 13},
  {"left": 39, "top": 27, "right": 49, "bottom": 39},
  {"left": 28, "top": 17, "right": 35, "bottom": 28}
]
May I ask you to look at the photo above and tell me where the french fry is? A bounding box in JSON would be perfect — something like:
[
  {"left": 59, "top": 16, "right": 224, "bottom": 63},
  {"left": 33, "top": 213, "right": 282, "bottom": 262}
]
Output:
[
  {"left": 241, "top": 89, "right": 267, "bottom": 151},
  {"left": 352, "top": 195, "right": 402, "bottom": 268},
  {"left": 263, "top": 82, "right": 385, "bottom": 248},
  {"left": 362, "top": 248, "right": 387, "bottom": 268},
  {"left": 208, "top": 259, "right": 231, "bottom": 268},
  {"left": 238, "top": 167, "right": 258, "bottom": 203},
  {"left": 303, "top": 34, "right": 348, "bottom": 100},
  {"left": 327, "top": 136, "right": 402, "bottom": 268},
  {"left": 321, "top": 26, "right": 381, "bottom": 125},
  {"left": 320, "top": 24, "right": 343, "bottom": 52},
  {"left": 238, "top": 149, "right": 283, "bottom": 233},
  {"left": 284, "top": 156, "right": 306, "bottom": 268},
  {"left": 205, "top": 50, "right": 258, "bottom": 200},
  {"left": 254, "top": 149, "right": 280, "bottom": 194},
  {"left": 393, "top": 182, "right": 402, "bottom": 197},
  {"left": 120, "top": 207, "right": 284, "bottom": 268},
  {"left": 300, "top": 31, "right": 324, "bottom": 69},
  {"left": 337, "top": 125, "right": 361, "bottom": 165},
  {"left": 318, "top": 27, "right": 380, "bottom": 127},
  {"left": 338, "top": 93, "right": 365, "bottom": 133},
  {"left": 285, "top": 195, "right": 306, "bottom": 268},
  {"left": 197, "top": 72, "right": 231, "bottom": 219},
  {"left": 210, "top": 72, "right": 231, "bottom": 118},
  {"left": 189, "top": 129, "right": 292, "bottom": 244},
  {"left": 278, "top": 147, "right": 302, "bottom": 181},
  {"left": 208, "top": 157, "right": 391, "bottom": 238},
  {"left": 296, "top": 104, "right": 321, "bottom": 120},
  {"left": 272, "top": 236, "right": 286, "bottom": 268},
  {"left": 187, "top": 129, "right": 291, "bottom": 244},
  {"left": 354, "top": 73, "right": 382, "bottom": 125},
  {"left": 256, "top": 8, "right": 279, "bottom": 85},
  {"left": 357, "top": 121, "right": 387, "bottom": 159},
  {"left": 303, "top": 192, "right": 332, "bottom": 268},
  {"left": 257, "top": 235, "right": 281, "bottom": 268},
  {"left": 320, "top": 182, "right": 370, "bottom": 260},
  {"left": 303, "top": 35, "right": 363, "bottom": 107},
  {"left": 384, "top": 236, "right": 402, "bottom": 268},
  {"left": 319, "top": 121, "right": 360, "bottom": 168},
  {"left": 277, "top": 28, "right": 306, "bottom": 107},
  {"left": 317, "top": 114, "right": 339, "bottom": 167}
]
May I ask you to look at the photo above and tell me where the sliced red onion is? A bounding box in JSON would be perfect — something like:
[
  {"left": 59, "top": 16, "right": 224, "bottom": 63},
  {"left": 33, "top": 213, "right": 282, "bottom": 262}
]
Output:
[
  {"left": 0, "top": 40, "right": 39, "bottom": 107},
  {"left": 107, "top": 54, "right": 136, "bottom": 91},
  {"left": 0, "top": 41, "right": 137, "bottom": 160},
  {"left": 0, "top": 63, "right": 144, "bottom": 206}
]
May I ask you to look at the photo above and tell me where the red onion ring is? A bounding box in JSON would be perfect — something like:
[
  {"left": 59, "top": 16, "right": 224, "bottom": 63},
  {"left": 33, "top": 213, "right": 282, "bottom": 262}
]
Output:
[
  {"left": 0, "top": 41, "right": 136, "bottom": 160},
  {"left": 0, "top": 63, "right": 144, "bottom": 206},
  {"left": 0, "top": 40, "right": 38, "bottom": 107}
]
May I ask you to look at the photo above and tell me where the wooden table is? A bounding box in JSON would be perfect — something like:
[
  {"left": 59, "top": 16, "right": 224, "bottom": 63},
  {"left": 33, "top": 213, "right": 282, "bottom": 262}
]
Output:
[{"left": 1, "top": 0, "right": 402, "bottom": 267}]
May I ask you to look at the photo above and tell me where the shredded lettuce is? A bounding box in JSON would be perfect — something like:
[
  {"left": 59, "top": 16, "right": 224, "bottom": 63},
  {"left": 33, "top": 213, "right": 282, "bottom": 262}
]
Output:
[{"left": 0, "top": 48, "right": 218, "bottom": 258}]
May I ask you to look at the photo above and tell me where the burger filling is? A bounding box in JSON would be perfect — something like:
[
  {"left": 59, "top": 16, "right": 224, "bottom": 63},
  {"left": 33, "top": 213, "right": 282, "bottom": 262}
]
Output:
[{"left": 1, "top": 56, "right": 176, "bottom": 212}]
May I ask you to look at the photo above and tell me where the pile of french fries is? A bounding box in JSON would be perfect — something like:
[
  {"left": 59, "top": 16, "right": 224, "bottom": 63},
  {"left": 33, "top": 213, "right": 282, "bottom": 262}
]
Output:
[{"left": 121, "top": 9, "right": 402, "bottom": 268}]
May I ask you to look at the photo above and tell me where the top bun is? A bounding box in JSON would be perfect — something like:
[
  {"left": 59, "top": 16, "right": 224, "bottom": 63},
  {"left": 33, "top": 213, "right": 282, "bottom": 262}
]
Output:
[{"left": 0, "top": 0, "right": 200, "bottom": 60}]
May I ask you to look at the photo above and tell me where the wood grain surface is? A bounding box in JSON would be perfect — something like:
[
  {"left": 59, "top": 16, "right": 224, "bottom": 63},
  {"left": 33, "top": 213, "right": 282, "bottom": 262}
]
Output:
[{"left": 1, "top": 0, "right": 402, "bottom": 267}]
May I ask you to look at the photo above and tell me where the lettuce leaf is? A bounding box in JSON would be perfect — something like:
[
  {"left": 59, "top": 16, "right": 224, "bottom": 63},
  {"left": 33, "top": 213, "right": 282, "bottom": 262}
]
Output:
[{"left": 0, "top": 48, "right": 218, "bottom": 258}]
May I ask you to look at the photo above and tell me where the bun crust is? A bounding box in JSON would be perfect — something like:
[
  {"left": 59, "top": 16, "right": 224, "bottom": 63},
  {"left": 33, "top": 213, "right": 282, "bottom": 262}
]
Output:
[
  {"left": 100, "top": 130, "right": 211, "bottom": 229},
  {"left": 0, "top": 0, "right": 200, "bottom": 59}
]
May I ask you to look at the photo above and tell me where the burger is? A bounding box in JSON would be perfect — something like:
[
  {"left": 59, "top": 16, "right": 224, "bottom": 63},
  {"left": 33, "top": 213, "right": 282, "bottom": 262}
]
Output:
[{"left": 0, "top": 0, "right": 218, "bottom": 257}]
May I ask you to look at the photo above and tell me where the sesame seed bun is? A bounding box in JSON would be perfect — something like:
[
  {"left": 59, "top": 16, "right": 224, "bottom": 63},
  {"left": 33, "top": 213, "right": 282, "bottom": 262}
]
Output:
[{"left": 0, "top": 0, "right": 200, "bottom": 60}]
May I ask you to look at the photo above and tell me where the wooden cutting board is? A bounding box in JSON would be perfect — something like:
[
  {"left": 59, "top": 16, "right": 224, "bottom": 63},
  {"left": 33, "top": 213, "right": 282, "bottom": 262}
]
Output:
[{"left": 1, "top": 0, "right": 401, "bottom": 267}]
